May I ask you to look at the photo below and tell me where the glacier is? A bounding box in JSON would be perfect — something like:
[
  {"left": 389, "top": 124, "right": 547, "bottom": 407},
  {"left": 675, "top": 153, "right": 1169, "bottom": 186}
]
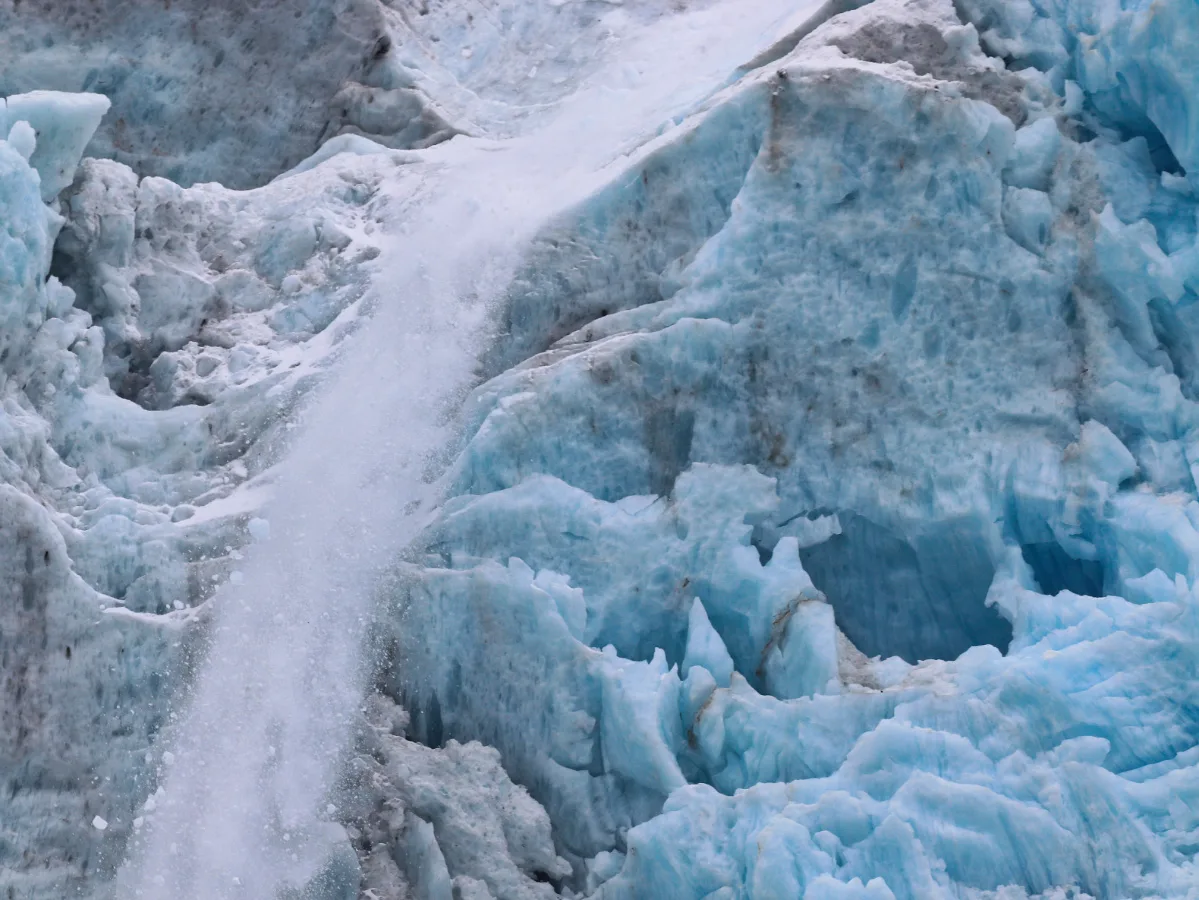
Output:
[{"left": 2, "top": 0, "right": 1199, "bottom": 897}]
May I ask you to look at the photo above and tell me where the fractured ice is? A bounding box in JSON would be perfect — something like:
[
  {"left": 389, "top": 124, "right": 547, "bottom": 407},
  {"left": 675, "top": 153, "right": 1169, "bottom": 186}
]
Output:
[{"left": 3, "top": 0, "right": 1199, "bottom": 896}]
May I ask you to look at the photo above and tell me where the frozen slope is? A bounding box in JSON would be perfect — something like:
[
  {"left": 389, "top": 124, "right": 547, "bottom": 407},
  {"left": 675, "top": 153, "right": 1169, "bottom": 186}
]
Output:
[{"left": 2, "top": 0, "right": 1199, "bottom": 897}]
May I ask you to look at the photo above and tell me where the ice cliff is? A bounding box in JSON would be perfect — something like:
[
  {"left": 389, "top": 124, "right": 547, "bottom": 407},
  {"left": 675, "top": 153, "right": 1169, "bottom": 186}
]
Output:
[{"left": 3, "top": 0, "right": 1199, "bottom": 897}]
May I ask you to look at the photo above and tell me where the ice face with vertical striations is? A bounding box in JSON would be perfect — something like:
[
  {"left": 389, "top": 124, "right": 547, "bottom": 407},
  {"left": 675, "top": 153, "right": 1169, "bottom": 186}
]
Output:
[{"left": 3, "top": 0, "right": 1199, "bottom": 898}]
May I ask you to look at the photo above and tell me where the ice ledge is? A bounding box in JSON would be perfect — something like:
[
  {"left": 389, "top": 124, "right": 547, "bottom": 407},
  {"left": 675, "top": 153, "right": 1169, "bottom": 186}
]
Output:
[{"left": 1, "top": 91, "right": 109, "bottom": 201}]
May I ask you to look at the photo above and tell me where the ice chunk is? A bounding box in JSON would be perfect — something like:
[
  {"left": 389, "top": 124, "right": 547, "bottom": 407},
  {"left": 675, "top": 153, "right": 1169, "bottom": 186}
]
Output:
[
  {"left": 1004, "top": 117, "right": 1061, "bottom": 191},
  {"left": 1002, "top": 186, "right": 1053, "bottom": 255},
  {"left": 349, "top": 701, "right": 569, "bottom": 900},
  {"left": 1075, "top": 421, "right": 1137, "bottom": 487},
  {"left": 803, "top": 876, "right": 897, "bottom": 899},
  {"left": 1, "top": 91, "right": 110, "bottom": 201},
  {"left": 247, "top": 517, "right": 271, "bottom": 542},
  {"left": 1096, "top": 205, "right": 1184, "bottom": 308},
  {"left": 599, "top": 647, "right": 687, "bottom": 796},
  {"left": 402, "top": 814, "right": 452, "bottom": 900},
  {"left": 761, "top": 594, "right": 840, "bottom": 700},
  {"left": 533, "top": 567, "right": 587, "bottom": 640},
  {"left": 6, "top": 120, "right": 35, "bottom": 161},
  {"left": 681, "top": 599, "right": 734, "bottom": 687}
]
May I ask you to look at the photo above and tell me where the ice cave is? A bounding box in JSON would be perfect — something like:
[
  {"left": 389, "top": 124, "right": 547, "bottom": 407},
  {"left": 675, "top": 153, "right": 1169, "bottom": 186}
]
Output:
[{"left": 2, "top": 0, "right": 1199, "bottom": 897}]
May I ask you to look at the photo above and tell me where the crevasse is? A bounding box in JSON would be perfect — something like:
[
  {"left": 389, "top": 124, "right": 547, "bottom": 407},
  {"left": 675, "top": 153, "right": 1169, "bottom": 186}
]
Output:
[{"left": 2, "top": 0, "right": 1199, "bottom": 897}]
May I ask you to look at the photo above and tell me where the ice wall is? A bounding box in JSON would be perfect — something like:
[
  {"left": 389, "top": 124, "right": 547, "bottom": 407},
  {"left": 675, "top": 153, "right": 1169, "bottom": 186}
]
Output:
[
  {"left": 0, "top": 0, "right": 732, "bottom": 188},
  {"left": 0, "top": 81, "right": 413, "bottom": 896},
  {"left": 3, "top": 0, "right": 1199, "bottom": 897},
  {"left": 386, "top": 0, "right": 1199, "bottom": 895},
  {"left": 0, "top": 0, "right": 393, "bottom": 188}
]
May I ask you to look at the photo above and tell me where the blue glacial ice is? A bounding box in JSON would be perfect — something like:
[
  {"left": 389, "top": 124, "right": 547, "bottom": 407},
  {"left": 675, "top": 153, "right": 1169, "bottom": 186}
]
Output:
[{"left": 4, "top": 0, "right": 1199, "bottom": 897}]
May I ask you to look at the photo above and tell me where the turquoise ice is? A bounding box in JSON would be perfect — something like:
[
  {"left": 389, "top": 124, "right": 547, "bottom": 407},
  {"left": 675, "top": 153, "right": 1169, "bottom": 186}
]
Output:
[{"left": 3, "top": 0, "right": 1199, "bottom": 896}]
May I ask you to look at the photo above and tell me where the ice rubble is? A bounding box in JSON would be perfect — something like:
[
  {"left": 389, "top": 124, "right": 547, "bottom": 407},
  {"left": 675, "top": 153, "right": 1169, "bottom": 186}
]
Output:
[
  {"left": 341, "top": 696, "right": 572, "bottom": 900},
  {"left": 0, "top": 84, "right": 403, "bottom": 896},
  {"left": 3, "top": 0, "right": 1199, "bottom": 896}
]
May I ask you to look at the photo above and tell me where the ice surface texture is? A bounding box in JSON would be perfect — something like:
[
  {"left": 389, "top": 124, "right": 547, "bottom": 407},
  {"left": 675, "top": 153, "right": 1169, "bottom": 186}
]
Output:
[
  {"left": 0, "top": 85, "right": 395, "bottom": 896},
  {"left": 389, "top": 0, "right": 1199, "bottom": 895},
  {"left": 0, "top": 0, "right": 710, "bottom": 188},
  {"left": 4, "top": 0, "right": 1199, "bottom": 897}
]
